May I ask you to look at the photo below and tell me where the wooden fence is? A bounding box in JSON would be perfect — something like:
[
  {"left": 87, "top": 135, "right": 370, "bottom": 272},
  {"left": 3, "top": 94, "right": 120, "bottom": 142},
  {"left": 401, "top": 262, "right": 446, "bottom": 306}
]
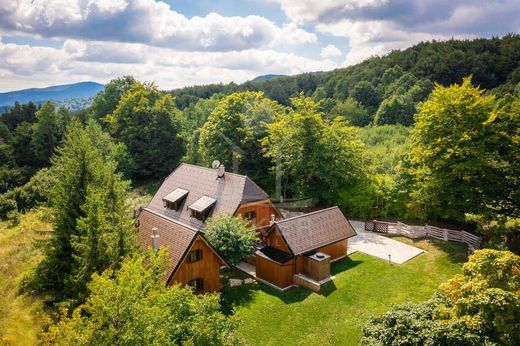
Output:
[{"left": 365, "top": 220, "right": 481, "bottom": 253}]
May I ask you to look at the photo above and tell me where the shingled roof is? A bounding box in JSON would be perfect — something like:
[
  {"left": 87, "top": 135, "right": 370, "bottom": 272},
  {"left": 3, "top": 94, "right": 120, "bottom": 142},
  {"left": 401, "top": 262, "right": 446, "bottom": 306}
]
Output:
[
  {"left": 147, "top": 163, "right": 269, "bottom": 230},
  {"left": 271, "top": 207, "right": 357, "bottom": 255},
  {"left": 138, "top": 209, "right": 198, "bottom": 281}
]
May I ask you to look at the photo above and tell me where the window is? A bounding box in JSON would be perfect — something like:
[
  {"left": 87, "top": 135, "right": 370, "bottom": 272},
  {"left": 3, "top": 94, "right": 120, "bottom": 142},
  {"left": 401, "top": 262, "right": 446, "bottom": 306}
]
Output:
[
  {"left": 245, "top": 210, "right": 256, "bottom": 221},
  {"left": 188, "top": 249, "right": 203, "bottom": 263},
  {"left": 190, "top": 210, "right": 206, "bottom": 222},
  {"left": 188, "top": 196, "right": 217, "bottom": 222},
  {"left": 188, "top": 278, "right": 204, "bottom": 292},
  {"left": 162, "top": 188, "right": 188, "bottom": 211},
  {"left": 164, "top": 200, "right": 180, "bottom": 210}
]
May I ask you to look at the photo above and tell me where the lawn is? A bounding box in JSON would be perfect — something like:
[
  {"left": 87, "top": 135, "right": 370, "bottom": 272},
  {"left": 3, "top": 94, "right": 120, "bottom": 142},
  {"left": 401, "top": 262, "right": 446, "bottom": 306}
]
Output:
[
  {"left": 221, "top": 237, "right": 468, "bottom": 345},
  {"left": 0, "top": 209, "right": 51, "bottom": 345}
]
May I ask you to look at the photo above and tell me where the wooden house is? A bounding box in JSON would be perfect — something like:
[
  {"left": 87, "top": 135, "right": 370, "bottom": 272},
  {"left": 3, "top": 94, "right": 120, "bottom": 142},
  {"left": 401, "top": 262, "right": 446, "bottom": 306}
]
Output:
[
  {"left": 137, "top": 163, "right": 356, "bottom": 293},
  {"left": 256, "top": 207, "right": 357, "bottom": 291},
  {"left": 137, "top": 163, "right": 281, "bottom": 293}
]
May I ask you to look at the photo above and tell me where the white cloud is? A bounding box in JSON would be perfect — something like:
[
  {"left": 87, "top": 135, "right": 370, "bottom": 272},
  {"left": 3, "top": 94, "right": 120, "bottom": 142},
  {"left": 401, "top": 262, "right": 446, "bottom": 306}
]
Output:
[
  {"left": 0, "top": 0, "right": 315, "bottom": 51},
  {"left": 270, "top": 0, "right": 388, "bottom": 24},
  {"left": 0, "top": 39, "right": 338, "bottom": 91},
  {"left": 273, "top": 0, "right": 520, "bottom": 66},
  {"left": 320, "top": 44, "right": 341, "bottom": 58}
]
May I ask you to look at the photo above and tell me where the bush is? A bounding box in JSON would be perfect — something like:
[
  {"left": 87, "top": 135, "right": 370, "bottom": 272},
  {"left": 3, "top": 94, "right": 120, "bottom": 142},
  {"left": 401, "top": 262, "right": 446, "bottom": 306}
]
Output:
[
  {"left": 43, "top": 250, "right": 241, "bottom": 345},
  {"left": 362, "top": 250, "right": 520, "bottom": 346},
  {"left": 0, "top": 195, "right": 17, "bottom": 220},
  {"left": 0, "top": 168, "right": 54, "bottom": 220},
  {"left": 204, "top": 214, "right": 258, "bottom": 265}
]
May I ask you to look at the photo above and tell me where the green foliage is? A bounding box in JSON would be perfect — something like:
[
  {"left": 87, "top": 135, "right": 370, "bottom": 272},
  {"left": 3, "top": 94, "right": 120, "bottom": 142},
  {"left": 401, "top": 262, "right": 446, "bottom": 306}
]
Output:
[
  {"left": 43, "top": 250, "right": 240, "bottom": 345},
  {"left": 90, "top": 76, "right": 137, "bottom": 124},
  {"left": 205, "top": 214, "right": 258, "bottom": 266},
  {"left": 262, "top": 94, "right": 364, "bottom": 205},
  {"left": 171, "top": 35, "right": 520, "bottom": 114},
  {"left": 410, "top": 78, "right": 518, "bottom": 222},
  {"left": 358, "top": 125, "right": 411, "bottom": 174},
  {"left": 108, "top": 82, "right": 185, "bottom": 179},
  {"left": 351, "top": 81, "right": 381, "bottom": 113},
  {"left": 331, "top": 97, "right": 371, "bottom": 126},
  {"left": 27, "top": 120, "right": 136, "bottom": 302},
  {"left": 0, "top": 168, "right": 56, "bottom": 220},
  {"left": 466, "top": 212, "right": 520, "bottom": 254},
  {"left": 362, "top": 249, "right": 520, "bottom": 346},
  {"left": 31, "top": 102, "right": 67, "bottom": 166},
  {"left": 182, "top": 94, "right": 221, "bottom": 165},
  {"left": 199, "top": 91, "right": 284, "bottom": 187},
  {"left": 374, "top": 94, "right": 416, "bottom": 125},
  {"left": 362, "top": 301, "right": 447, "bottom": 345},
  {"left": 0, "top": 101, "right": 38, "bottom": 131}
]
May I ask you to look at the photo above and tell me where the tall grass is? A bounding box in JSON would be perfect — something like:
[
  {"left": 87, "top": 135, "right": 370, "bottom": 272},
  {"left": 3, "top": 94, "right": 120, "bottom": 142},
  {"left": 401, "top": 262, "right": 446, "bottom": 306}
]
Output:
[{"left": 0, "top": 209, "right": 51, "bottom": 345}]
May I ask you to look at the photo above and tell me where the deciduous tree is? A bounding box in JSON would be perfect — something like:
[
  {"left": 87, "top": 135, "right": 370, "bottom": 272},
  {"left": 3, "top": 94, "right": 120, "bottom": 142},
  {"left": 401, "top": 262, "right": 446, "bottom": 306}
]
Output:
[
  {"left": 44, "top": 250, "right": 240, "bottom": 345},
  {"left": 205, "top": 214, "right": 258, "bottom": 265}
]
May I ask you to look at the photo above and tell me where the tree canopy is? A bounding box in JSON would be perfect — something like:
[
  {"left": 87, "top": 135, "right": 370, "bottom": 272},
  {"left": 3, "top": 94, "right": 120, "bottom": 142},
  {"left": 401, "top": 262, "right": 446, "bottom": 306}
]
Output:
[
  {"left": 44, "top": 250, "right": 240, "bottom": 345},
  {"left": 26, "top": 120, "right": 136, "bottom": 302},
  {"left": 108, "top": 82, "right": 185, "bottom": 179},
  {"left": 199, "top": 91, "right": 284, "bottom": 187},
  {"left": 205, "top": 214, "right": 258, "bottom": 266},
  {"left": 410, "top": 77, "right": 519, "bottom": 223},
  {"left": 262, "top": 94, "right": 365, "bottom": 205},
  {"left": 362, "top": 249, "right": 520, "bottom": 346}
]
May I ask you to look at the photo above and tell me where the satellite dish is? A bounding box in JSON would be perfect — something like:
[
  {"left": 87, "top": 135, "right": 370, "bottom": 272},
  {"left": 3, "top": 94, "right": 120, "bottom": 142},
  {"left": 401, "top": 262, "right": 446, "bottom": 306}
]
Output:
[{"left": 211, "top": 160, "right": 221, "bottom": 169}]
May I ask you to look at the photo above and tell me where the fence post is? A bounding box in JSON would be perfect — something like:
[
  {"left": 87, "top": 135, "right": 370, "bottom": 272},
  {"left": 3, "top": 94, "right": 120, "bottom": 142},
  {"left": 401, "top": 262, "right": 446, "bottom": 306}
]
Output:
[{"left": 443, "top": 229, "right": 448, "bottom": 241}]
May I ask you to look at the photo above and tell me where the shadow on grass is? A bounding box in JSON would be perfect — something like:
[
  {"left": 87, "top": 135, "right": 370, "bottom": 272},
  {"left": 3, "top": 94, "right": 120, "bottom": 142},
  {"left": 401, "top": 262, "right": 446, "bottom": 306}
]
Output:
[
  {"left": 221, "top": 257, "right": 362, "bottom": 314},
  {"left": 427, "top": 238, "right": 468, "bottom": 263},
  {"left": 331, "top": 256, "right": 363, "bottom": 276}
]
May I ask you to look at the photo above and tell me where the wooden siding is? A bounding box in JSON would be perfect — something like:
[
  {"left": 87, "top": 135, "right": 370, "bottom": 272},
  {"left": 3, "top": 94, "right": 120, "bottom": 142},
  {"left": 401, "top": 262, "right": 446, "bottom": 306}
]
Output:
[
  {"left": 171, "top": 236, "right": 223, "bottom": 293},
  {"left": 319, "top": 239, "right": 347, "bottom": 261},
  {"left": 256, "top": 255, "right": 294, "bottom": 289},
  {"left": 235, "top": 200, "right": 282, "bottom": 231},
  {"left": 266, "top": 228, "right": 291, "bottom": 253},
  {"left": 300, "top": 255, "right": 331, "bottom": 281}
]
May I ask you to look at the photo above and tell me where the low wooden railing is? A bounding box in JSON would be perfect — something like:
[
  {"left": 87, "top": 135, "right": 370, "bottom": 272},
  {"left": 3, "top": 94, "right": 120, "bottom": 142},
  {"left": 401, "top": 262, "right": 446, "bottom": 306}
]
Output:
[{"left": 365, "top": 220, "right": 481, "bottom": 253}]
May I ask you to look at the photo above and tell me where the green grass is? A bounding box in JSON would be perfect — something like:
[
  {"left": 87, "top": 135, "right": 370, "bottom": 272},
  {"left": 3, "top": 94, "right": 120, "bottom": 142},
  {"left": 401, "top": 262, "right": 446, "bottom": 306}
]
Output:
[
  {"left": 221, "top": 238, "right": 467, "bottom": 345},
  {"left": 0, "top": 209, "right": 51, "bottom": 345}
]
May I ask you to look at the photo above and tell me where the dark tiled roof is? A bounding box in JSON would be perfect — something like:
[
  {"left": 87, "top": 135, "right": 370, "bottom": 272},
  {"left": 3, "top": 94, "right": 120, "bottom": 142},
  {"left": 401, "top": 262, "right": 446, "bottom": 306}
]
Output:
[
  {"left": 256, "top": 246, "right": 293, "bottom": 264},
  {"left": 148, "top": 163, "right": 269, "bottom": 230},
  {"left": 138, "top": 209, "right": 198, "bottom": 281},
  {"left": 273, "top": 207, "right": 357, "bottom": 255}
]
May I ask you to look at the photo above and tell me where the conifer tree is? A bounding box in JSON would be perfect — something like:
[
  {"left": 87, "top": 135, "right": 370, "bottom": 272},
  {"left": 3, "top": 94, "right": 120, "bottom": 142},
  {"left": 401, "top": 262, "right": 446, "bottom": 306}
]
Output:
[{"left": 30, "top": 119, "right": 136, "bottom": 301}]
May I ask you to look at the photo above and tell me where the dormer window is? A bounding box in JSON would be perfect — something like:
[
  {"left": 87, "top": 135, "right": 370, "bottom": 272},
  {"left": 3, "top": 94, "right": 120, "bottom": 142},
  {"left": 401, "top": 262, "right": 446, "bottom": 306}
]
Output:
[
  {"left": 188, "top": 196, "right": 217, "bottom": 222},
  {"left": 162, "top": 188, "right": 188, "bottom": 211}
]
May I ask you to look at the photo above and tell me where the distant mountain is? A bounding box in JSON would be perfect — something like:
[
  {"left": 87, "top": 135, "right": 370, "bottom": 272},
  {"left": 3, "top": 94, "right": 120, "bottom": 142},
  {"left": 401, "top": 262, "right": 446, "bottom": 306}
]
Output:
[
  {"left": 251, "top": 74, "right": 285, "bottom": 82},
  {"left": 0, "top": 82, "right": 104, "bottom": 107}
]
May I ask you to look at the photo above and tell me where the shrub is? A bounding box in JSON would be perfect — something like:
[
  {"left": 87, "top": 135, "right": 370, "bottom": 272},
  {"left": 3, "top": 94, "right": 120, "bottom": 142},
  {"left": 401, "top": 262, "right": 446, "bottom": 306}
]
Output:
[{"left": 204, "top": 214, "right": 258, "bottom": 265}]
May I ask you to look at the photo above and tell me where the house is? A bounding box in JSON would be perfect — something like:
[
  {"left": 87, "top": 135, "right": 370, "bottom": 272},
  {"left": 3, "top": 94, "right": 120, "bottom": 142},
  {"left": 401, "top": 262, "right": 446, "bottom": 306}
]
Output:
[
  {"left": 256, "top": 207, "right": 357, "bottom": 291},
  {"left": 137, "top": 162, "right": 356, "bottom": 293},
  {"left": 137, "top": 163, "right": 281, "bottom": 293}
]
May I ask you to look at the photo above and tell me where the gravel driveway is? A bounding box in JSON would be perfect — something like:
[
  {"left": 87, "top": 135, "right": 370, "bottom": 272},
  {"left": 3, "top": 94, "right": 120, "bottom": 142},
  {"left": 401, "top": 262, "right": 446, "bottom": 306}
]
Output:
[{"left": 348, "top": 220, "right": 424, "bottom": 264}]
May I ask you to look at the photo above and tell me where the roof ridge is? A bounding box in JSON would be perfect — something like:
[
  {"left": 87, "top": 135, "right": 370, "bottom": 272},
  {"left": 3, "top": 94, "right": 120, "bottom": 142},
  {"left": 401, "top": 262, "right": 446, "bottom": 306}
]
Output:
[
  {"left": 275, "top": 206, "right": 340, "bottom": 224},
  {"left": 179, "top": 162, "right": 250, "bottom": 179}
]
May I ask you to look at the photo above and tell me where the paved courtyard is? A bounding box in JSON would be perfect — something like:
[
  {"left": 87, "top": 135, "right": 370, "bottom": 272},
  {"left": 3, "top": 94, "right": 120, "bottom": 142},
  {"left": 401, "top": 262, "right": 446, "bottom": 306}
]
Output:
[{"left": 348, "top": 220, "right": 424, "bottom": 264}]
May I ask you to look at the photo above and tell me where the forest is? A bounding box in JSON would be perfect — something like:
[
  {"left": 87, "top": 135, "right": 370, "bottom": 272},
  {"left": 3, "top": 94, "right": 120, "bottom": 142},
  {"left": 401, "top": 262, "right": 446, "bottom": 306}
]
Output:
[
  {"left": 0, "top": 35, "right": 519, "bottom": 344},
  {"left": 2, "top": 35, "right": 519, "bottom": 251}
]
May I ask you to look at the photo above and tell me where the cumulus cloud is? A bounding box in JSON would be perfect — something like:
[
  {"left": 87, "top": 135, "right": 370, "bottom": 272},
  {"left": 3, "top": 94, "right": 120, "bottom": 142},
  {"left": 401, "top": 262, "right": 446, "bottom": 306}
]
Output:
[
  {"left": 273, "top": 0, "right": 520, "bottom": 65},
  {"left": 0, "top": 38, "right": 338, "bottom": 91},
  {"left": 0, "top": 0, "right": 315, "bottom": 51},
  {"left": 320, "top": 44, "right": 342, "bottom": 58}
]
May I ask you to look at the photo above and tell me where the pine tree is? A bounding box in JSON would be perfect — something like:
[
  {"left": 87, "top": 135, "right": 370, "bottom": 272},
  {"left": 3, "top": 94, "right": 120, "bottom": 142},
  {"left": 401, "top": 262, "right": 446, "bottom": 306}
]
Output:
[{"left": 30, "top": 119, "right": 136, "bottom": 302}]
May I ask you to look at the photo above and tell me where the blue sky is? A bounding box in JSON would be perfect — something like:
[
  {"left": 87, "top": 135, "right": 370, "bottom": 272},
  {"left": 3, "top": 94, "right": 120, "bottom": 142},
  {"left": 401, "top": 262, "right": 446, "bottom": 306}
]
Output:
[{"left": 0, "top": 0, "right": 518, "bottom": 91}]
